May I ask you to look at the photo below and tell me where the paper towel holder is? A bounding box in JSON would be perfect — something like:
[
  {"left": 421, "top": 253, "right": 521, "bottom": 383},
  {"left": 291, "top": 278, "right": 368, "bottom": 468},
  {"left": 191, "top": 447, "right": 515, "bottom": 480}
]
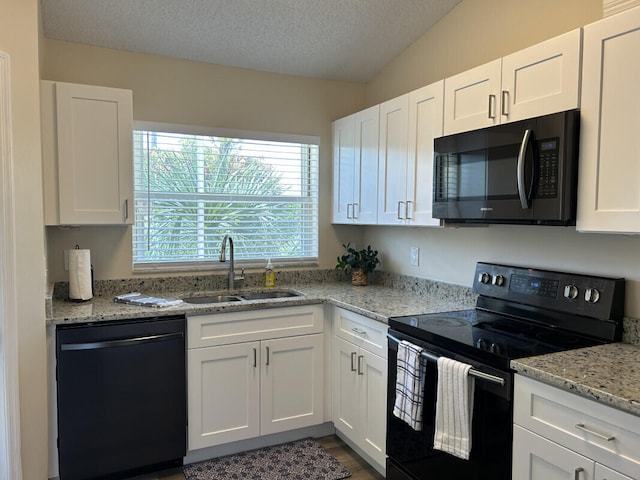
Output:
[{"left": 66, "top": 245, "right": 94, "bottom": 302}]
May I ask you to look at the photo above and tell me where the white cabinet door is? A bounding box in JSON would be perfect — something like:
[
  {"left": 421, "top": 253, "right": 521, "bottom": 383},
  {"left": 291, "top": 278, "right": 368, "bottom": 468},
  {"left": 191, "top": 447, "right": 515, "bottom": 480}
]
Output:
[
  {"left": 333, "top": 336, "right": 360, "bottom": 438},
  {"left": 443, "top": 59, "right": 502, "bottom": 135},
  {"left": 332, "top": 114, "right": 356, "bottom": 223},
  {"left": 595, "top": 464, "right": 633, "bottom": 480},
  {"left": 332, "top": 107, "right": 379, "bottom": 225},
  {"left": 378, "top": 94, "right": 409, "bottom": 224},
  {"left": 444, "top": 30, "right": 581, "bottom": 135},
  {"left": 577, "top": 8, "right": 640, "bottom": 233},
  {"left": 513, "top": 426, "right": 595, "bottom": 480},
  {"left": 332, "top": 309, "right": 387, "bottom": 472},
  {"left": 359, "top": 348, "right": 387, "bottom": 467},
  {"left": 353, "top": 105, "right": 379, "bottom": 224},
  {"left": 406, "top": 81, "right": 444, "bottom": 226},
  {"left": 188, "top": 342, "right": 260, "bottom": 450},
  {"left": 41, "top": 81, "right": 133, "bottom": 225},
  {"left": 261, "top": 334, "right": 324, "bottom": 435},
  {"left": 501, "top": 29, "right": 581, "bottom": 122}
]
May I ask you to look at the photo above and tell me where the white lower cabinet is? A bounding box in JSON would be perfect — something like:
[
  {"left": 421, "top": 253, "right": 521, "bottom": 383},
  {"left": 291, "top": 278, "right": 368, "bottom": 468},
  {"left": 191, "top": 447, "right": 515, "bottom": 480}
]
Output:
[
  {"left": 513, "top": 375, "right": 639, "bottom": 480},
  {"left": 187, "top": 306, "right": 324, "bottom": 451},
  {"left": 332, "top": 308, "right": 387, "bottom": 473}
]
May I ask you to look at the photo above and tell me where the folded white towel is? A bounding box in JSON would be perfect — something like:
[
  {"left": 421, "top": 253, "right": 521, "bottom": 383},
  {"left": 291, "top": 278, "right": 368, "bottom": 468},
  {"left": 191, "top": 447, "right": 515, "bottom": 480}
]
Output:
[
  {"left": 393, "top": 340, "right": 427, "bottom": 430},
  {"left": 433, "top": 357, "right": 475, "bottom": 459}
]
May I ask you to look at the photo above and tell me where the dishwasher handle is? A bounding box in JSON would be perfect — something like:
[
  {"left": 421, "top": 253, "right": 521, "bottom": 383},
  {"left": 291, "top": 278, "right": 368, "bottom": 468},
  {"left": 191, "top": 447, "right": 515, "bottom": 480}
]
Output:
[{"left": 60, "top": 331, "right": 184, "bottom": 351}]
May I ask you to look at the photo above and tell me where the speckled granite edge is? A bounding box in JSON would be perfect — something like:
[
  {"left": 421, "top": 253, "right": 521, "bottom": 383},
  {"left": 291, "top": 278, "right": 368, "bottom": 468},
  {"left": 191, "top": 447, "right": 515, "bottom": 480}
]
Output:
[
  {"left": 511, "top": 342, "right": 640, "bottom": 417},
  {"left": 623, "top": 316, "right": 640, "bottom": 346}
]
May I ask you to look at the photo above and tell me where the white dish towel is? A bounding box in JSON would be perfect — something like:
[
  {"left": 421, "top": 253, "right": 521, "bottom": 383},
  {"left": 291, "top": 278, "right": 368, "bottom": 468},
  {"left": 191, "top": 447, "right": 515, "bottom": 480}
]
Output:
[
  {"left": 393, "top": 340, "right": 427, "bottom": 430},
  {"left": 433, "top": 356, "right": 475, "bottom": 459}
]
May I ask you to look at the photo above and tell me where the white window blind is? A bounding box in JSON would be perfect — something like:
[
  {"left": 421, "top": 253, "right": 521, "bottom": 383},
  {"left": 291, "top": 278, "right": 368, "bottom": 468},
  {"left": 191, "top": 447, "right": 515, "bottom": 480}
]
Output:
[{"left": 132, "top": 128, "right": 319, "bottom": 269}]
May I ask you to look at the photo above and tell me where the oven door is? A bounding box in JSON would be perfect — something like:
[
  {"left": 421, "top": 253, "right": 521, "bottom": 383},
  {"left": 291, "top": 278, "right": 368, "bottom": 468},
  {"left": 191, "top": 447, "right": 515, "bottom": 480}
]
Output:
[{"left": 386, "top": 329, "right": 513, "bottom": 480}]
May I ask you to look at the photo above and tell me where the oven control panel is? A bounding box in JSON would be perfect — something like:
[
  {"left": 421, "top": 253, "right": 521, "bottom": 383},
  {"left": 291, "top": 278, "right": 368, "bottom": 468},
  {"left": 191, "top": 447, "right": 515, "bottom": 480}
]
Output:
[{"left": 473, "top": 262, "right": 625, "bottom": 321}]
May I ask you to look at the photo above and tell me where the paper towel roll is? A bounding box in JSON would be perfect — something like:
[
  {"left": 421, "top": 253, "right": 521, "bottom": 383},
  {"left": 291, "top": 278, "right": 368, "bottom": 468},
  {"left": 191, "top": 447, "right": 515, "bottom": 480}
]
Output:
[{"left": 69, "top": 249, "right": 93, "bottom": 301}]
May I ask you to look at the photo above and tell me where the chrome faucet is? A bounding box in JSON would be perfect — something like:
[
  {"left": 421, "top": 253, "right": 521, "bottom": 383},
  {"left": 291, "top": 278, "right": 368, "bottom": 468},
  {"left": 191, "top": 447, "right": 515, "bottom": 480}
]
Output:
[{"left": 219, "top": 234, "right": 244, "bottom": 289}]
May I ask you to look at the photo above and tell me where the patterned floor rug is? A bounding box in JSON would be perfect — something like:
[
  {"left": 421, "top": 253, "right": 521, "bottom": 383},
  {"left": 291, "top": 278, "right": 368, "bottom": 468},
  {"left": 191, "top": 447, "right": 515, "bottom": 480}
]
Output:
[{"left": 183, "top": 438, "right": 351, "bottom": 480}]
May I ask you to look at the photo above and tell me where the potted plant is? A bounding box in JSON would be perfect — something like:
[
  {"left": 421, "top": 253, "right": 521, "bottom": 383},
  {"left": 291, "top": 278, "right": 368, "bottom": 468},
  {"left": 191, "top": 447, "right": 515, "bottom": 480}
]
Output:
[{"left": 336, "top": 243, "right": 380, "bottom": 286}]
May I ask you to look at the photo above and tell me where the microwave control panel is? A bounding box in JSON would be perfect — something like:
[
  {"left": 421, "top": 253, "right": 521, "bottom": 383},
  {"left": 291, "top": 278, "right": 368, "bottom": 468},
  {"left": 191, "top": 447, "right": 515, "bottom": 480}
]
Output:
[{"left": 536, "top": 137, "right": 559, "bottom": 198}]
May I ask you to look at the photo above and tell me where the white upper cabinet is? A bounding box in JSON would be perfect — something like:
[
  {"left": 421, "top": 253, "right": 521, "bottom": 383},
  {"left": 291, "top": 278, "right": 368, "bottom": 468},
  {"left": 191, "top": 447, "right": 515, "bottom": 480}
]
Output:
[
  {"left": 331, "top": 105, "right": 379, "bottom": 224},
  {"left": 406, "top": 81, "right": 444, "bottom": 227},
  {"left": 577, "top": 7, "right": 640, "bottom": 233},
  {"left": 378, "top": 94, "right": 410, "bottom": 225},
  {"left": 378, "top": 82, "right": 444, "bottom": 226},
  {"left": 444, "top": 29, "right": 582, "bottom": 135},
  {"left": 443, "top": 59, "right": 502, "bottom": 135},
  {"left": 41, "top": 81, "right": 134, "bottom": 225}
]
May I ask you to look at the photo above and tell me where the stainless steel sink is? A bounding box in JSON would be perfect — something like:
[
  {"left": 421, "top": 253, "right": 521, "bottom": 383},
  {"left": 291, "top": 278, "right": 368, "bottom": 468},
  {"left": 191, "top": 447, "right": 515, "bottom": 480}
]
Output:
[
  {"left": 182, "top": 295, "right": 243, "bottom": 304},
  {"left": 239, "top": 290, "right": 301, "bottom": 300}
]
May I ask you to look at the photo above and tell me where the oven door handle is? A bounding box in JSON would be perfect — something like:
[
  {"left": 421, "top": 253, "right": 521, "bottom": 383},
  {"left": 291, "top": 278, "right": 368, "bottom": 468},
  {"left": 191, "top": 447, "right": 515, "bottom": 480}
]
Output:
[{"left": 387, "top": 333, "right": 505, "bottom": 386}]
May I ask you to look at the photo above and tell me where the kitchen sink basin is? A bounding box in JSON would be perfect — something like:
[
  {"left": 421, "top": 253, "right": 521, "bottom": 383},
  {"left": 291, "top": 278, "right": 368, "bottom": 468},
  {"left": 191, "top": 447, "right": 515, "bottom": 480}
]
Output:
[
  {"left": 183, "top": 295, "right": 243, "bottom": 304},
  {"left": 239, "top": 290, "right": 301, "bottom": 300}
]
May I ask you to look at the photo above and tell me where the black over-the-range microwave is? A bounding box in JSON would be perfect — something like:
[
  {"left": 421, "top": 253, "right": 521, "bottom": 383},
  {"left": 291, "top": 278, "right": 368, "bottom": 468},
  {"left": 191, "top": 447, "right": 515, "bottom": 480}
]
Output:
[{"left": 432, "top": 109, "right": 580, "bottom": 225}]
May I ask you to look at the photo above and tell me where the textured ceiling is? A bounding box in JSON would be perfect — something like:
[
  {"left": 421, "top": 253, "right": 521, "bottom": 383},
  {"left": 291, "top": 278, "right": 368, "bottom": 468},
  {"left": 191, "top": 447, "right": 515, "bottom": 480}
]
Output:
[{"left": 40, "top": 0, "right": 461, "bottom": 83}]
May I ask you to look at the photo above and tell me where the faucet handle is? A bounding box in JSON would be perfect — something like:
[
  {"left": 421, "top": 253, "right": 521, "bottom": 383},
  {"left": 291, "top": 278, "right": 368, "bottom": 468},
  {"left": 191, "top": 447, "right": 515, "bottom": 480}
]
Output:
[{"left": 234, "top": 268, "right": 245, "bottom": 282}]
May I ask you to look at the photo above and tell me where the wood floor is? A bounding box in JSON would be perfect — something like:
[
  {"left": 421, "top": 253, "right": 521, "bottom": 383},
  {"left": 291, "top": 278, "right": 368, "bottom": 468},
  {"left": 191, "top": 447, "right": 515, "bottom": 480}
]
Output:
[{"left": 148, "top": 435, "right": 385, "bottom": 480}]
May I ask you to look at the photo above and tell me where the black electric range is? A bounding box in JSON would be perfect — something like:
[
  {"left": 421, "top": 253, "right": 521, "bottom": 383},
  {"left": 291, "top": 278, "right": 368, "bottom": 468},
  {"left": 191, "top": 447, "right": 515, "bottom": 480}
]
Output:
[
  {"left": 389, "top": 262, "right": 625, "bottom": 370},
  {"left": 386, "top": 262, "right": 625, "bottom": 480}
]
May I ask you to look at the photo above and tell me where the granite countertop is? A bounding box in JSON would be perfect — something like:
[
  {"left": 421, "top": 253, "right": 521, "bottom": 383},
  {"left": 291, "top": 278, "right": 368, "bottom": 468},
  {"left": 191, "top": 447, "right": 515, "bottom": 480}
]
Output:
[
  {"left": 48, "top": 281, "right": 476, "bottom": 326},
  {"left": 511, "top": 342, "right": 640, "bottom": 417},
  {"left": 49, "top": 278, "right": 640, "bottom": 419}
]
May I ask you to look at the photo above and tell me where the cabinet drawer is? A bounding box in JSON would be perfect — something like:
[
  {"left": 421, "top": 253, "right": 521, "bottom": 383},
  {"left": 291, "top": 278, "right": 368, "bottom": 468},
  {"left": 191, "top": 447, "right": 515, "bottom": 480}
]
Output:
[
  {"left": 514, "top": 375, "right": 640, "bottom": 478},
  {"left": 333, "top": 307, "right": 387, "bottom": 359},
  {"left": 187, "top": 305, "right": 324, "bottom": 348}
]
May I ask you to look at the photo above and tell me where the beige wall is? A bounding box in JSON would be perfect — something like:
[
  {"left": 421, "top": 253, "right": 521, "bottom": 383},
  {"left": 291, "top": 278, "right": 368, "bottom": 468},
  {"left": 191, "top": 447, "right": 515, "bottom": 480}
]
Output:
[
  {"left": 42, "top": 40, "right": 367, "bottom": 281},
  {"left": 362, "top": 0, "right": 640, "bottom": 318},
  {"left": 366, "top": 0, "right": 603, "bottom": 104},
  {"left": 0, "top": 0, "right": 48, "bottom": 478}
]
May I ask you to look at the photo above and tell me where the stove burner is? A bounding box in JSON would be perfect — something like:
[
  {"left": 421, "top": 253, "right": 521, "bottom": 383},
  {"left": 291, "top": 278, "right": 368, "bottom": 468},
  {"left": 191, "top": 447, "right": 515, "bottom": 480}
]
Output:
[
  {"left": 431, "top": 317, "right": 469, "bottom": 328},
  {"left": 478, "top": 318, "right": 536, "bottom": 335},
  {"left": 536, "top": 331, "right": 581, "bottom": 347}
]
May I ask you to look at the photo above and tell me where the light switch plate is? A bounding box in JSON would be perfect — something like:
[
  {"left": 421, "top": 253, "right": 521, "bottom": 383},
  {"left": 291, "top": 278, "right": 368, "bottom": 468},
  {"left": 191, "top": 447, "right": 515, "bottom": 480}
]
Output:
[{"left": 410, "top": 247, "right": 420, "bottom": 266}]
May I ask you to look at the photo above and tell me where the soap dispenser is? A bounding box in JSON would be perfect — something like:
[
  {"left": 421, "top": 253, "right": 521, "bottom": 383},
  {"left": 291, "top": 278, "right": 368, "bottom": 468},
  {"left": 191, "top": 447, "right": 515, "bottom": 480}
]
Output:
[{"left": 264, "top": 259, "right": 275, "bottom": 287}]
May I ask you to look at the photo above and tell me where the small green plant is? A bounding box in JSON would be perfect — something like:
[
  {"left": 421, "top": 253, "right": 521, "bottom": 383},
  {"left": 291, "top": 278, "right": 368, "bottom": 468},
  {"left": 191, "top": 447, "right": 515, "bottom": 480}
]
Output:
[{"left": 336, "top": 243, "right": 380, "bottom": 274}]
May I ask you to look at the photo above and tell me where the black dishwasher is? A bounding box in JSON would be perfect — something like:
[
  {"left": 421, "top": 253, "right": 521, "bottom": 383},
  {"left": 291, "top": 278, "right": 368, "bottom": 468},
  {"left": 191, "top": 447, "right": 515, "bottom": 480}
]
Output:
[{"left": 56, "top": 315, "right": 187, "bottom": 480}]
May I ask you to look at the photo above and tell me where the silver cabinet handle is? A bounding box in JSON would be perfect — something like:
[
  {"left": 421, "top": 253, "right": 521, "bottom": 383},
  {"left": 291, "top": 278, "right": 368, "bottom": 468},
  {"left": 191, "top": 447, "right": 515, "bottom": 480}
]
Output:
[
  {"left": 353, "top": 203, "right": 359, "bottom": 219},
  {"left": 346, "top": 203, "right": 352, "bottom": 219},
  {"left": 357, "top": 355, "right": 364, "bottom": 375},
  {"left": 575, "top": 423, "right": 615, "bottom": 441},
  {"left": 351, "top": 327, "right": 367, "bottom": 336},
  {"left": 350, "top": 352, "right": 357, "bottom": 372},
  {"left": 124, "top": 199, "right": 129, "bottom": 221},
  {"left": 488, "top": 94, "right": 496, "bottom": 119},
  {"left": 253, "top": 348, "right": 257, "bottom": 368},
  {"left": 406, "top": 200, "right": 413, "bottom": 219},
  {"left": 574, "top": 467, "right": 584, "bottom": 480},
  {"left": 265, "top": 346, "right": 270, "bottom": 366},
  {"left": 501, "top": 90, "right": 509, "bottom": 116},
  {"left": 397, "top": 201, "right": 405, "bottom": 220}
]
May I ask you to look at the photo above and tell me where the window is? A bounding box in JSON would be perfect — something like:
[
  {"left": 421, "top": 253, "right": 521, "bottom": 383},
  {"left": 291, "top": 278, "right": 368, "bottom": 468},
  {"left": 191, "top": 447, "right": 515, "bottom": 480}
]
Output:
[{"left": 132, "top": 124, "right": 319, "bottom": 271}]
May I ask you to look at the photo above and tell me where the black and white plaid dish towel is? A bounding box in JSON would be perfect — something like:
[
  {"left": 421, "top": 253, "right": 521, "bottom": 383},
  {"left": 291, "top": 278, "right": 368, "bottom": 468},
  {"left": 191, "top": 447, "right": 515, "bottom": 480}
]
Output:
[{"left": 393, "top": 340, "right": 427, "bottom": 430}]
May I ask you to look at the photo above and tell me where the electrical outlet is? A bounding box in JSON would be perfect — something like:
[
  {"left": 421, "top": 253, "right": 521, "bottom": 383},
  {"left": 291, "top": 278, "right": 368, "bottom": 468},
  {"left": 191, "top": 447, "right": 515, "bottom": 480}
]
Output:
[{"left": 410, "top": 247, "right": 420, "bottom": 267}]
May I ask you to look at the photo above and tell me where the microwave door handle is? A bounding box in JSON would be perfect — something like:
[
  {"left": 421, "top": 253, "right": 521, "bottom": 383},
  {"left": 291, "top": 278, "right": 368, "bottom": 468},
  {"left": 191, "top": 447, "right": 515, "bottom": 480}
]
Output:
[{"left": 517, "top": 129, "right": 533, "bottom": 209}]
